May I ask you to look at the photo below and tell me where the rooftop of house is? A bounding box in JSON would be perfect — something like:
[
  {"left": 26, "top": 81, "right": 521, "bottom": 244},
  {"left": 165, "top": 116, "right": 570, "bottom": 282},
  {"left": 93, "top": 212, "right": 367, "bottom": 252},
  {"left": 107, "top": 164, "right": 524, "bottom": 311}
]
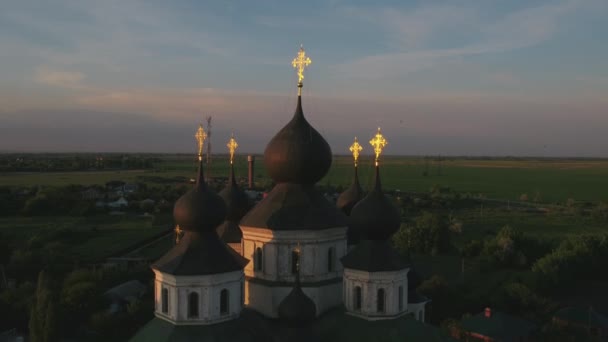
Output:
[{"left": 461, "top": 308, "right": 536, "bottom": 341}]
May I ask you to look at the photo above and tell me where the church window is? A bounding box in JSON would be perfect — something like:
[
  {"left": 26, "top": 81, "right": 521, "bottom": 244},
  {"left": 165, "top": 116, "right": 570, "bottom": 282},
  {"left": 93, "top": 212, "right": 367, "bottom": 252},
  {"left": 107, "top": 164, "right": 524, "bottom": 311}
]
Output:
[
  {"left": 255, "top": 247, "right": 263, "bottom": 271},
  {"left": 377, "top": 288, "right": 385, "bottom": 313},
  {"left": 398, "top": 286, "right": 404, "bottom": 311},
  {"left": 354, "top": 286, "right": 362, "bottom": 311},
  {"left": 220, "top": 289, "right": 229, "bottom": 315},
  {"left": 161, "top": 288, "right": 169, "bottom": 314},
  {"left": 291, "top": 250, "right": 300, "bottom": 274},
  {"left": 327, "top": 247, "right": 335, "bottom": 272},
  {"left": 188, "top": 292, "right": 199, "bottom": 318}
]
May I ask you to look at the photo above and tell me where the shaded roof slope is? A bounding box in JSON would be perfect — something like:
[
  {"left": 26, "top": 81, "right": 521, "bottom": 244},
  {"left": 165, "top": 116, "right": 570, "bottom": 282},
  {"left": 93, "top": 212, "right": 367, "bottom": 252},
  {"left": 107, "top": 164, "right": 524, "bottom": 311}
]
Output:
[{"left": 240, "top": 183, "right": 347, "bottom": 230}]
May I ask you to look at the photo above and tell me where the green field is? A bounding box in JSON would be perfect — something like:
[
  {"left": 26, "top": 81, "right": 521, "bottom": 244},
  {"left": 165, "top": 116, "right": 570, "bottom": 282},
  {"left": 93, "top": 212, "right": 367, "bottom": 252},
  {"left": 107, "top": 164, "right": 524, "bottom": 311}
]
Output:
[
  {"left": 2, "top": 155, "right": 607, "bottom": 204},
  {"left": 0, "top": 216, "right": 170, "bottom": 262}
]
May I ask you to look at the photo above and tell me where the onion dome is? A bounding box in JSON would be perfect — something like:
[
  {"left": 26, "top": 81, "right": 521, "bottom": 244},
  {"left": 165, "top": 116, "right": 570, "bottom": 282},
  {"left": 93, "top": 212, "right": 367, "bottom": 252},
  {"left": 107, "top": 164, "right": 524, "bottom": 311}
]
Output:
[
  {"left": 264, "top": 95, "right": 332, "bottom": 185},
  {"left": 349, "top": 165, "right": 401, "bottom": 240},
  {"left": 278, "top": 271, "right": 316, "bottom": 324},
  {"left": 337, "top": 165, "right": 363, "bottom": 215},
  {"left": 173, "top": 158, "right": 227, "bottom": 232},
  {"left": 217, "top": 162, "right": 249, "bottom": 243},
  {"left": 219, "top": 162, "right": 251, "bottom": 222}
]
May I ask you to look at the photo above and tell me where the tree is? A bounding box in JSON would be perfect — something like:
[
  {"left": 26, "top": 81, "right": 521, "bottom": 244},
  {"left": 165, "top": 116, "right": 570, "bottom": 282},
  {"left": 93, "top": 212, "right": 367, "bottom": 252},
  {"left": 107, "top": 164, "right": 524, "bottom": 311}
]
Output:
[
  {"left": 29, "top": 271, "right": 58, "bottom": 342},
  {"left": 393, "top": 212, "right": 452, "bottom": 255}
]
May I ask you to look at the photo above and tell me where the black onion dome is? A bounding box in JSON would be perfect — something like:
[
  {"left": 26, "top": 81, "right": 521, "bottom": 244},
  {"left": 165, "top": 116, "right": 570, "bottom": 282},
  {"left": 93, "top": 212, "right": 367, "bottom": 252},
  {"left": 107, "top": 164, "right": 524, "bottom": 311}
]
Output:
[
  {"left": 173, "top": 159, "right": 227, "bottom": 232},
  {"left": 278, "top": 273, "right": 316, "bottom": 324},
  {"left": 349, "top": 165, "right": 401, "bottom": 240},
  {"left": 337, "top": 165, "right": 364, "bottom": 215},
  {"left": 219, "top": 163, "right": 251, "bottom": 221},
  {"left": 264, "top": 96, "right": 332, "bottom": 184}
]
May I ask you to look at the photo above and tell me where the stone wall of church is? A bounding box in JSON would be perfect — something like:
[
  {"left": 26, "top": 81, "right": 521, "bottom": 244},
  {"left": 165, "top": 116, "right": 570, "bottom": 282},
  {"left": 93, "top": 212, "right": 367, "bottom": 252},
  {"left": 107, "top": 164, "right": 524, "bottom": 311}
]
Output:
[
  {"left": 240, "top": 226, "right": 347, "bottom": 317},
  {"left": 343, "top": 268, "right": 409, "bottom": 320},
  {"left": 241, "top": 226, "right": 347, "bottom": 283},
  {"left": 153, "top": 270, "right": 244, "bottom": 325}
]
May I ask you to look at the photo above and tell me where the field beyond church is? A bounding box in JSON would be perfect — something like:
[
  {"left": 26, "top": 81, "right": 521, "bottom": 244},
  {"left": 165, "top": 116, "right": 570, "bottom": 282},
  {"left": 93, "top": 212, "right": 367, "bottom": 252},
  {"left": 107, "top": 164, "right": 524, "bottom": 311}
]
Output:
[{"left": 2, "top": 155, "right": 607, "bottom": 204}]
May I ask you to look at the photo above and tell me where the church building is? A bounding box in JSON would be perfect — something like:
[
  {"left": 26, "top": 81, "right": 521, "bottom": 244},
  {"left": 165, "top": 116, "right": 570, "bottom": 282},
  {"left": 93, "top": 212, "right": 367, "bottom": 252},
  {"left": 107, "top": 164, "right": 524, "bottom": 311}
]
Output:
[{"left": 130, "top": 46, "right": 445, "bottom": 342}]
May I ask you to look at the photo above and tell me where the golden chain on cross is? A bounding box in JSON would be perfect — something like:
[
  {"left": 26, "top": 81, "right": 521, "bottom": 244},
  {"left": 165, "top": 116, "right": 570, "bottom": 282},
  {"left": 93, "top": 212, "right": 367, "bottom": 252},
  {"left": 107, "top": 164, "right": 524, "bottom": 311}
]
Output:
[
  {"left": 349, "top": 137, "right": 363, "bottom": 167},
  {"left": 292, "top": 45, "right": 311, "bottom": 95},
  {"left": 369, "top": 127, "right": 387, "bottom": 166},
  {"left": 227, "top": 133, "right": 238, "bottom": 165}
]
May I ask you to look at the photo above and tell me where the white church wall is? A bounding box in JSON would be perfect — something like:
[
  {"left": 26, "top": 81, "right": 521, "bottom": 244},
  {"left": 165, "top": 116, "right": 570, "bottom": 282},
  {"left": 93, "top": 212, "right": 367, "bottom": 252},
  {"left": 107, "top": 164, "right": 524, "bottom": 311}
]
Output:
[
  {"left": 240, "top": 225, "right": 347, "bottom": 316},
  {"left": 153, "top": 270, "right": 244, "bottom": 325},
  {"left": 343, "top": 268, "right": 409, "bottom": 321}
]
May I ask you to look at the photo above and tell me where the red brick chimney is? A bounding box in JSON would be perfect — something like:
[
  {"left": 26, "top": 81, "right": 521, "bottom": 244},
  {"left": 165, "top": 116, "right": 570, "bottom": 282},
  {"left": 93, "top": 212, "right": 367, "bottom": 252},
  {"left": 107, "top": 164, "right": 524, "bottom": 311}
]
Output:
[{"left": 485, "top": 307, "right": 492, "bottom": 318}]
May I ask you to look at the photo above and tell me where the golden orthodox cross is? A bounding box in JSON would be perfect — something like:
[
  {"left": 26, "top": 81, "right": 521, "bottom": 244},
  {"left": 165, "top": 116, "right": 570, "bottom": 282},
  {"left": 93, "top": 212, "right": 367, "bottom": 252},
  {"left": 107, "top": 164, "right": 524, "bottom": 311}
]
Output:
[
  {"left": 369, "top": 127, "right": 387, "bottom": 166},
  {"left": 227, "top": 133, "right": 238, "bottom": 165},
  {"left": 195, "top": 124, "right": 207, "bottom": 161},
  {"left": 174, "top": 225, "right": 183, "bottom": 245},
  {"left": 349, "top": 137, "right": 363, "bottom": 167},
  {"left": 292, "top": 45, "right": 312, "bottom": 95}
]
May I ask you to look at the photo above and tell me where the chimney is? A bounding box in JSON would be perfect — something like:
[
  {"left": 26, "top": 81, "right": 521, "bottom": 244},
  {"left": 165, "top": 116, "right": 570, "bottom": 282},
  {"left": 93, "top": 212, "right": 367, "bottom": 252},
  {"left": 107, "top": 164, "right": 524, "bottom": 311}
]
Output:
[
  {"left": 484, "top": 307, "right": 492, "bottom": 318},
  {"left": 248, "top": 155, "right": 255, "bottom": 189}
]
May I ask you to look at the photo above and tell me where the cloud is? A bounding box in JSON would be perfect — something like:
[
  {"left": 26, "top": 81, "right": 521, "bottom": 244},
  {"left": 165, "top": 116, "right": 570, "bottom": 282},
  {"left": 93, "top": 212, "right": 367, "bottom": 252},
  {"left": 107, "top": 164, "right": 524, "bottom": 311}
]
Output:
[
  {"left": 342, "top": 5, "right": 477, "bottom": 48},
  {"left": 34, "top": 67, "right": 86, "bottom": 89},
  {"left": 335, "top": 0, "right": 587, "bottom": 80}
]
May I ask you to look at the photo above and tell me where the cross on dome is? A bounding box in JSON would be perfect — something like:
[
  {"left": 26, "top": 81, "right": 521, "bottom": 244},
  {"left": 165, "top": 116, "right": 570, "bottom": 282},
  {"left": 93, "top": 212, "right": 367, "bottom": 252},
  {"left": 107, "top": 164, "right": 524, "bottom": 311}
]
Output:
[
  {"left": 227, "top": 133, "right": 238, "bottom": 165},
  {"left": 292, "top": 45, "right": 312, "bottom": 95},
  {"left": 349, "top": 137, "right": 363, "bottom": 167},
  {"left": 370, "top": 127, "right": 388, "bottom": 166},
  {"left": 195, "top": 124, "right": 207, "bottom": 161}
]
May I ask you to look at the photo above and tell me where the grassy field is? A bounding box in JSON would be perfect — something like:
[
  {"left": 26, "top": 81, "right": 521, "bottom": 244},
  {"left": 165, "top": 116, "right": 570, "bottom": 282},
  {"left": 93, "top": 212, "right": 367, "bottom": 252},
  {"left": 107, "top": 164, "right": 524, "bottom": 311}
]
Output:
[
  {"left": 2, "top": 155, "right": 607, "bottom": 204},
  {"left": 0, "top": 216, "right": 170, "bottom": 262},
  {"left": 451, "top": 208, "right": 608, "bottom": 245}
]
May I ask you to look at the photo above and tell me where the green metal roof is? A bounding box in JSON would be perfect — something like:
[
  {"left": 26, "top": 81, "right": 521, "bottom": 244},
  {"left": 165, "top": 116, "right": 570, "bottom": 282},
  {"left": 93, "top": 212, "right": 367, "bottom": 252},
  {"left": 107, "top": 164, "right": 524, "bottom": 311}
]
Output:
[
  {"left": 461, "top": 310, "right": 536, "bottom": 341},
  {"left": 554, "top": 307, "right": 608, "bottom": 328}
]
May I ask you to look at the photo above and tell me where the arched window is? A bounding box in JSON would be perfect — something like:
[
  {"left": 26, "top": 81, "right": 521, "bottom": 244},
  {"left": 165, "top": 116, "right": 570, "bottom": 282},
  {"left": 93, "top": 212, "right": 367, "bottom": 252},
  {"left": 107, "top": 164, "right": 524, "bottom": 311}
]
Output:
[
  {"left": 188, "top": 292, "right": 199, "bottom": 318},
  {"left": 220, "top": 289, "right": 229, "bottom": 315},
  {"left": 161, "top": 288, "right": 169, "bottom": 314},
  {"left": 377, "top": 288, "right": 385, "bottom": 313},
  {"left": 291, "top": 250, "right": 300, "bottom": 274},
  {"left": 327, "top": 247, "right": 335, "bottom": 272},
  {"left": 255, "top": 247, "right": 263, "bottom": 271},
  {"left": 354, "top": 286, "right": 362, "bottom": 311},
  {"left": 398, "top": 286, "right": 404, "bottom": 311}
]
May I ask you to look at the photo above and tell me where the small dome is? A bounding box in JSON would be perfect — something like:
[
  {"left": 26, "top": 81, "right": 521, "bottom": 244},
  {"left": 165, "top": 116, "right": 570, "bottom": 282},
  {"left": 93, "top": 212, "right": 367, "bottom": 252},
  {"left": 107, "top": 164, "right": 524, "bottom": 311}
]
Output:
[
  {"left": 349, "top": 165, "right": 401, "bottom": 240},
  {"left": 218, "top": 163, "right": 251, "bottom": 221},
  {"left": 278, "top": 274, "right": 316, "bottom": 324},
  {"left": 173, "top": 160, "right": 227, "bottom": 232},
  {"left": 336, "top": 165, "right": 364, "bottom": 215},
  {"left": 264, "top": 96, "right": 332, "bottom": 184}
]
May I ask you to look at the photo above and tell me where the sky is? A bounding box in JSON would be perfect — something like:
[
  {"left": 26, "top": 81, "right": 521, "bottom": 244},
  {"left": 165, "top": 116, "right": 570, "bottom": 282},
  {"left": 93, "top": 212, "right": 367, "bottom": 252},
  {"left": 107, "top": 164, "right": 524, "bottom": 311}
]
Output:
[{"left": 1, "top": 0, "right": 607, "bottom": 156}]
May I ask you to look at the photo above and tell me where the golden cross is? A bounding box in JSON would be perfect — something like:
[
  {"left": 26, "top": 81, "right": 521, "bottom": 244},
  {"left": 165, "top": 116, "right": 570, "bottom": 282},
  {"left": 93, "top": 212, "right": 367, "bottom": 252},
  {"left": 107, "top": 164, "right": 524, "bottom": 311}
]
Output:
[
  {"left": 227, "top": 133, "right": 238, "bottom": 165},
  {"left": 195, "top": 124, "right": 207, "bottom": 161},
  {"left": 369, "top": 127, "right": 388, "bottom": 166},
  {"left": 349, "top": 137, "right": 363, "bottom": 167},
  {"left": 291, "top": 45, "right": 311, "bottom": 95},
  {"left": 174, "top": 224, "right": 183, "bottom": 245}
]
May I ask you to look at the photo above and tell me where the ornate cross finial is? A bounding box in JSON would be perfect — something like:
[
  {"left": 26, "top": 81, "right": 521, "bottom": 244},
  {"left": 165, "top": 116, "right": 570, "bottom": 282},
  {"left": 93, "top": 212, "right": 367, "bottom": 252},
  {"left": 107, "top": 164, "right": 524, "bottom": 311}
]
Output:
[
  {"left": 349, "top": 137, "right": 363, "bottom": 167},
  {"left": 174, "top": 224, "right": 183, "bottom": 245},
  {"left": 227, "top": 133, "right": 238, "bottom": 165},
  {"left": 369, "top": 127, "right": 388, "bottom": 166},
  {"left": 195, "top": 124, "right": 207, "bottom": 161},
  {"left": 292, "top": 44, "right": 312, "bottom": 96}
]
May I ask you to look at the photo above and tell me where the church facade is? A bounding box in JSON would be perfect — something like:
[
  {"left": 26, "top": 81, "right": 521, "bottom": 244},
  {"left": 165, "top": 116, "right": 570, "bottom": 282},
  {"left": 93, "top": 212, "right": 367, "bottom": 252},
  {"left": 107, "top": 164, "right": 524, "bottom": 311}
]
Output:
[{"left": 130, "top": 46, "right": 443, "bottom": 342}]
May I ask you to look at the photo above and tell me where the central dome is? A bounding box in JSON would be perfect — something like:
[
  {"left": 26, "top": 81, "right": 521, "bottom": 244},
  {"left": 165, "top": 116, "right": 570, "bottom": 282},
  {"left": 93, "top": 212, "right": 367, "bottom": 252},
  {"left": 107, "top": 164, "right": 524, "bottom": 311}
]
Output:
[{"left": 264, "top": 96, "right": 332, "bottom": 184}]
